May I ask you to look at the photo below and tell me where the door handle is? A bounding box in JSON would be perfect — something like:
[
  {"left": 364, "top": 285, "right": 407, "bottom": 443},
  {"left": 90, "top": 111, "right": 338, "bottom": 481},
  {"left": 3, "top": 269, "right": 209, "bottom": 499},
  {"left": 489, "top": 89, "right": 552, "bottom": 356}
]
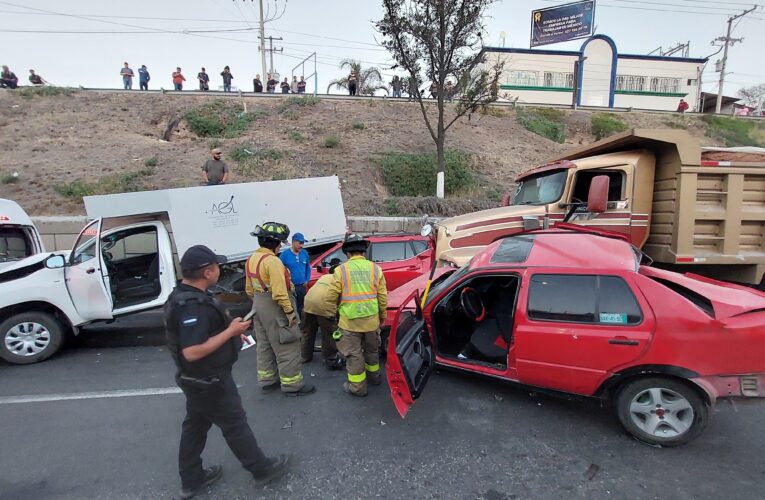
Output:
[
  {"left": 608, "top": 338, "right": 639, "bottom": 346},
  {"left": 407, "top": 265, "right": 418, "bottom": 270},
  {"left": 86, "top": 268, "right": 96, "bottom": 274}
]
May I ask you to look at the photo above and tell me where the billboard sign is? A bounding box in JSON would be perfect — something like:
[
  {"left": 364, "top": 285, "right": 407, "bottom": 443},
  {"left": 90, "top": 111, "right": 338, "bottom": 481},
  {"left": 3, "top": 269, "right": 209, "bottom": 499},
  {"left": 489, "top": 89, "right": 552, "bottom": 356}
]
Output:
[{"left": 531, "top": 0, "right": 595, "bottom": 48}]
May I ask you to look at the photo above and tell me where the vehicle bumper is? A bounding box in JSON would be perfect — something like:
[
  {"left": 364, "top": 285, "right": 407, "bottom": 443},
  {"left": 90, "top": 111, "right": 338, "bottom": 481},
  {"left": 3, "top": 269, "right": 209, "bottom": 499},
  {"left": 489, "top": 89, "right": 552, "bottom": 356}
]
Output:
[{"left": 693, "top": 373, "right": 765, "bottom": 403}]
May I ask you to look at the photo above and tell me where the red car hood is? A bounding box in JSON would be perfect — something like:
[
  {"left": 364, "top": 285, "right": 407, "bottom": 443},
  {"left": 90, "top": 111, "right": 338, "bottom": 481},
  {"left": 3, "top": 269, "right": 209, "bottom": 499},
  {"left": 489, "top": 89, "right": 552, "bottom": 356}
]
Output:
[
  {"left": 385, "top": 267, "right": 452, "bottom": 319},
  {"left": 639, "top": 266, "right": 765, "bottom": 319}
]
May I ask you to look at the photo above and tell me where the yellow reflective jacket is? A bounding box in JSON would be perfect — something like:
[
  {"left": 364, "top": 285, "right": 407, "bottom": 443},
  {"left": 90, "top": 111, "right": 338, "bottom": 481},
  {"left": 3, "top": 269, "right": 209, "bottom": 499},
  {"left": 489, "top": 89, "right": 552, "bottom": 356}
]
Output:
[{"left": 328, "top": 256, "right": 387, "bottom": 332}]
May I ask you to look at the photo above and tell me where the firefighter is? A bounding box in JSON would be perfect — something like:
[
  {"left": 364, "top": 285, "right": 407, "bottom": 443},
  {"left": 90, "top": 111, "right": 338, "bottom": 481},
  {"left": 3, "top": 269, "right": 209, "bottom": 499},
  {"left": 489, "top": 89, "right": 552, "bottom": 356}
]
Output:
[
  {"left": 246, "top": 222, "right": 315, "bottom": 396},
  {"left": 301, "top": 258, "right": 345, "bottom": 370},
  {"left": 327, "top": 233, "right": 387, "bottom": 397}
]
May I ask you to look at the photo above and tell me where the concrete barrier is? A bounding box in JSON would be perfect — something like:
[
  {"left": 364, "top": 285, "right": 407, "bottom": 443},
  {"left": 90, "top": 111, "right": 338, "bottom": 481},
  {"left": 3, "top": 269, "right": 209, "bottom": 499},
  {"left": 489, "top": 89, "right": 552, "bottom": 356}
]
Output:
[{"left": 32, "top": 215, "right": 425, "bottom": 251}]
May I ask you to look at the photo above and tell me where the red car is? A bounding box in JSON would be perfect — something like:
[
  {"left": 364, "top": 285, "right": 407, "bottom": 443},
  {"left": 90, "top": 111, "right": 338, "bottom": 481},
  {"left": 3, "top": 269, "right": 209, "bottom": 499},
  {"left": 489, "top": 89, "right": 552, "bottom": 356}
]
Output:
[
  {"left": 309, "top": 234, "right": 433, "bottom": 291},
  {"left": 385, "top": 225, "right": 765, "bottom": 446}
]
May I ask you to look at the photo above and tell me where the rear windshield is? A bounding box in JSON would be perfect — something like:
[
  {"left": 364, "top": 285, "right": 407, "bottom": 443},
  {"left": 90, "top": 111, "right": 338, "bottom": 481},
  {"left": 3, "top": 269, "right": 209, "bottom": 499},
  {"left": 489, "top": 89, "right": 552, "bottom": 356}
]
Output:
[
  {"left": 0, "top": 227, "right": 32, "bottom": 263},
  {"left": 648, "top": 277, "right": 715, "bottom": 318}
]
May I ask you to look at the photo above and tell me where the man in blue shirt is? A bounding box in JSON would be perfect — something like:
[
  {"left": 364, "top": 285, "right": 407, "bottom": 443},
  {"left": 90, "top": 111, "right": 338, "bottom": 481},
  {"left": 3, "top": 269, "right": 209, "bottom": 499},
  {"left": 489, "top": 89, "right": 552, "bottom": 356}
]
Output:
[
  {"left": 279, "top": 232, "right": 311, "bottom": 320},
  {"left": 138, "top": 65, "right": 150, "bottom": 91}
]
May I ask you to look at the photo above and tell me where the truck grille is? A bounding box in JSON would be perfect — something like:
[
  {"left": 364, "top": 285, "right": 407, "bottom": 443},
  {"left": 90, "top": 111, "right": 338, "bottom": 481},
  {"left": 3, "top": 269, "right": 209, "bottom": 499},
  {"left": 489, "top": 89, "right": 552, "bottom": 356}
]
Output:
[{"left": 741, "top": 376, "right": 759, "bottom": 397}]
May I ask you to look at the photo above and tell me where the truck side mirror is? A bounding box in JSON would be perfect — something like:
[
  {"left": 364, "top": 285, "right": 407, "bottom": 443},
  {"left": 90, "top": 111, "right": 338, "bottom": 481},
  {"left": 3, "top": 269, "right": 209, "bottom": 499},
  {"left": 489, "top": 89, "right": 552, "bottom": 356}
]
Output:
[
  {"left": 500, "top": 192, "right": 512, "bottom": 207},
  {"left": 587, "top": 175, "right": 609, "bottom": 214}
]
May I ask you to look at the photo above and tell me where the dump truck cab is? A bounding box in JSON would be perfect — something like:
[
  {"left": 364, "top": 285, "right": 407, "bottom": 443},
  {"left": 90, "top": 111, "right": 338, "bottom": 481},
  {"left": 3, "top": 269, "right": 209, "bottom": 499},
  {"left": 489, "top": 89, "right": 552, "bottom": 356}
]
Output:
[{"left": 425, "top": 129, "right": 765, "bottom": 287}]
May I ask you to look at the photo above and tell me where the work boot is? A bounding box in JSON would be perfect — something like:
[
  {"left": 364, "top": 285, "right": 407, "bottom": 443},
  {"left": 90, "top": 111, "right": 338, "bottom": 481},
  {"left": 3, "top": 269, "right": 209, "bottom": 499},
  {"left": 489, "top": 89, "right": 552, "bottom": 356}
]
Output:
[
  {"left": 261, "top": 381, "right": 280, "bottom": 393},
  {"left": 325, "top": 357, "right": 345, "bottom": 371},
  {"left": 252, "top": 454, "right": 291, "bottom": 486},
  {"left": 343, "top": 382, "right": 367, "bottom": 397},
  {"left": 285, "top": 384, "right": 316, "bottom": 397},
  {"left": 368, "top": 376, "right": 382, "bottom": 386},
  {"left": 180, "top": 465, "right": 223, "bottom": 499}
]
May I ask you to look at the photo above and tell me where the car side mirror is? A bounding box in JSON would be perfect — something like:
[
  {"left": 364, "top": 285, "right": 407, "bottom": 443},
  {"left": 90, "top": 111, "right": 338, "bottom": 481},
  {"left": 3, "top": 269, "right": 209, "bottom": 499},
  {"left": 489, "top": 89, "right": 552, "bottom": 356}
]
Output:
[
  {"left": 316, "top": 264, "right": 324, "bottom": 273},
  {"left": 587, "top": 175, "right": 609, "bottom": 214},
  {"left": 45, "top": 254, "right": 66, "bottom": 269}
]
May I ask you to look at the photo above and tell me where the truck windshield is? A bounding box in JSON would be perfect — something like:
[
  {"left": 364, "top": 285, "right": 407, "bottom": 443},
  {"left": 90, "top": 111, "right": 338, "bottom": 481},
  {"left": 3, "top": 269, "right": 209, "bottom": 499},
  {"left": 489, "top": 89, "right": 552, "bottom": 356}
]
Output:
[{"left": 513, "top": 170, "right": 568, "bottom": 205}]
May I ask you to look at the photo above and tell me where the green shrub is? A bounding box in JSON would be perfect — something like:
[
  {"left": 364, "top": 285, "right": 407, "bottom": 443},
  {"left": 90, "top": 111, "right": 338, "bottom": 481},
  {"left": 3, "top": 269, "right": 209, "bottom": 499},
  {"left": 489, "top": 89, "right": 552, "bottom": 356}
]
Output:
[
  {"left": 662, "top": 119, "right": 687, "bottom": 130},
  {"left": 208, "top": 138, "right": 223, "bottom": 150},
  {"left": 143, "top": 157, "right": 158, "bottom": 167},
  {"left": 591, "top": 113, "right": 629, "bottom": 140},
  {"left": 702, "top": 115, "right": 765, "bottom": 147},
  {"left": 352, "top": 121, "right": 367, "bottom": 130},
  {"left": 323, "top": 135, "right": 340, "bottom": 148},
  {"left": 0, "top": 173, "right": 19, "bottom": 184},
  {"left": 385, "top": 198, "right": 400, "bottom": 216},
  {"left": 15, "top": 86, "right": 76, "bottom": 98},
  {"left": 516, "top": 108, "right": 566, "bottom": 143},
  {"left": 283, "top": 109, "right": 300, "bottom": 121},
  {"left": 379, "top": 150, "right": 475, "bottom": 197},
  {"left": 230, "top": 145, "right": 254, "bottom": 163},
  {"left": 479, "top": 105, "right": 506, "bottom": 118},
  {"left": 184, "top": 100, "right": 267, "bottom": 138},
  {"left": 286, "top": 129, "right": 304, "bottom": 142},
  {"left": 53, "top": 168, "right": 156, "bottom": 199},
  {"left": 238, "top": 158, "right": 260, "bottom": 176},
  {"left": 282, "top": 95, "right": 321, "bottom": 108}
]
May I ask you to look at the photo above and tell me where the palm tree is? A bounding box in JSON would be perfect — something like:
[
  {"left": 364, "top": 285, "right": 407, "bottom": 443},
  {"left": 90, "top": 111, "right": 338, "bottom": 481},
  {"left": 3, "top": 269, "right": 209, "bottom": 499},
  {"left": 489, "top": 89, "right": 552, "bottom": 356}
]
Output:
[{"left": 327, "top": 59, "right": 389, "bottom": 96}]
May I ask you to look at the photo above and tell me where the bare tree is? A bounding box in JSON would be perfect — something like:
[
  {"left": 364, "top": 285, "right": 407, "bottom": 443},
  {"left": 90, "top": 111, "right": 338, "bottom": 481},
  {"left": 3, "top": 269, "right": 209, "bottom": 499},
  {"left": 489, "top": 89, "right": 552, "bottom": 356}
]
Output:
[
  {"left": 377, "top": 0, "right": 502, "bottom": 198},
  {"left": 327, "top": 59, "right": 389, "bottom": 96},
  {"left": 737, "top": 84, "right": 765, "bottom": 111}
]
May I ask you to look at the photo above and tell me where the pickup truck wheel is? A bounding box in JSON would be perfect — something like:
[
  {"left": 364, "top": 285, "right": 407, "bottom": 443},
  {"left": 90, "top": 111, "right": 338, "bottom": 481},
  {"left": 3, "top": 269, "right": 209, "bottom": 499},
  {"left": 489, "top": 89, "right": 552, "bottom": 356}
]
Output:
[
  {"left": 0, "top": 312, "right": 65, "bottom": 365},
  {"left": 616, "top": 377, "right": 708, "bottom": 447}
]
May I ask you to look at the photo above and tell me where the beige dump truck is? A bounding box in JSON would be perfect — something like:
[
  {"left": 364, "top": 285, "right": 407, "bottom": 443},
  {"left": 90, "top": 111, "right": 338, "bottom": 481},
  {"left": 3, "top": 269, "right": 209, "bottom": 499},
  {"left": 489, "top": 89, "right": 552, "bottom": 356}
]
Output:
[{"left": 422, "top": 129, "right": 765, "bottom": 289}]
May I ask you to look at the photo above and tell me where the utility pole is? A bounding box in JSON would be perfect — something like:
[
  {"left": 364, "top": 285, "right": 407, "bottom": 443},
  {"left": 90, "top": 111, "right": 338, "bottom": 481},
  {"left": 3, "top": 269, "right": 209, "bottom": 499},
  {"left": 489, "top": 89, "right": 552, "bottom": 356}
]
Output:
[
  {"left": 258, "top": 0, "right": 267, "bottom": 80},
  {"left": 713, "top": 6, "right": 757, "bottom": 114},
  {"left": 259, "top": 35, "right": 283, "bottom": 78}
]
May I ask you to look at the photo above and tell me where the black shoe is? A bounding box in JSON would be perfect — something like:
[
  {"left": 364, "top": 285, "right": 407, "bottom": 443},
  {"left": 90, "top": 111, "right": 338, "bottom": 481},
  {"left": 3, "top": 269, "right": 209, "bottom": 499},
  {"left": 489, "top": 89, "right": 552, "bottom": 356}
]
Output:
[
  {"left": 252, "top": 454, "right": 291, "bottom": 486},
  {"left": 285, "top": 384, "right": 316, "bottom": 397},
  {"left": 368, "top": 377, "right": 382, "bottom": 386},
  {"left": 325, "top": 358, "right": 345, "bottom": 371},
  {"left": 180, "top": 465, "right": 223, "bottom": 499},
  {"left": 261, "top": 381, "right": 280, "bottom": 393}
]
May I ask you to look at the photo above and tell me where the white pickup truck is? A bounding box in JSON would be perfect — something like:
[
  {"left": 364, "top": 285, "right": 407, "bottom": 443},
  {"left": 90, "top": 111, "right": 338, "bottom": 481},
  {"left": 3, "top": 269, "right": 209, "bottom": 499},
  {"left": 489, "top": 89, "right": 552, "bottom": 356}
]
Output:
[
  {"left": 0, "top": 177, "right": 347, "bottom": 365},
  {"left": 0, "top": 198, "right": 44, "bottom": 270}
]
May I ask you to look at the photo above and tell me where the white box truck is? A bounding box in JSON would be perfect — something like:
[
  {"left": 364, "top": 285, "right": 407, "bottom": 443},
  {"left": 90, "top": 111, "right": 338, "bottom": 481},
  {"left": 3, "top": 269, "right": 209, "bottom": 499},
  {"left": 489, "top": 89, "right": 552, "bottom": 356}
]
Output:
[{"left": 0, "top": 176, "right": 347, "bottom": 364}]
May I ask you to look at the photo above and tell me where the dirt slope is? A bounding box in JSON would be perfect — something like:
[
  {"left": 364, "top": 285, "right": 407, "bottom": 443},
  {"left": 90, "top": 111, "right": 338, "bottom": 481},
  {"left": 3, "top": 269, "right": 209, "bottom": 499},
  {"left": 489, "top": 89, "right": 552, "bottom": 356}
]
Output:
[{"left": 0, "top": 90, "right": 721, "bottom": 216}]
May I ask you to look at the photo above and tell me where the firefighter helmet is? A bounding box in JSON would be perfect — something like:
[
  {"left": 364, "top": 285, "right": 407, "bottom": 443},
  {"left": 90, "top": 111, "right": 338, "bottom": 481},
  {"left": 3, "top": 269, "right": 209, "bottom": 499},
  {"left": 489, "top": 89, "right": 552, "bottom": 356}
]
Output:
[{"left": 342, "top": 233, "right": 369, "bottom": 253}]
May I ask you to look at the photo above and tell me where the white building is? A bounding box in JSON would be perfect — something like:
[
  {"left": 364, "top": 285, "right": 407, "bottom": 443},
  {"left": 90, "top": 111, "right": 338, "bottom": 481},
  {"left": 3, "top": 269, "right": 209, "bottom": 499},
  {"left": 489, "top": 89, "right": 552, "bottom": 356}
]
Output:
[{"left": 482, "top": 35, "right": 707, "bottom": 112}]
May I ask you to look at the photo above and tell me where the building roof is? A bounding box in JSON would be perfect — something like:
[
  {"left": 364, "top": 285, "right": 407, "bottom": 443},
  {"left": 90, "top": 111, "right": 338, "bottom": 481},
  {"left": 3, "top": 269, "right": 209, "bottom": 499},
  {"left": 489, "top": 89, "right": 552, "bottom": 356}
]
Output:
[{"left": 482, "top": 46, "right": 707, "bottom": 64}]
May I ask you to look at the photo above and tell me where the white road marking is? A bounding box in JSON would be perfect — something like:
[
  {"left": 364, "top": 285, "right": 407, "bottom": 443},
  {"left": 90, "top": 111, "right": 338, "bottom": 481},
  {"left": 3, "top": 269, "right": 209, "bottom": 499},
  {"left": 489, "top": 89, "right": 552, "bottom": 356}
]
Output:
[{"left": 0, "top": 387, "right": 183, "bottom": 405}]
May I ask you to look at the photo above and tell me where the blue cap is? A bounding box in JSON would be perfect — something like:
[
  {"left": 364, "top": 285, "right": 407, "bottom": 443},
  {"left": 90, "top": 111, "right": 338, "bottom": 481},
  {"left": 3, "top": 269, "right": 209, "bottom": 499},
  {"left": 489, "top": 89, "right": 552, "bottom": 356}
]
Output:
[{"left": 293, "top": 232, "right": 306, "bottom": 243}]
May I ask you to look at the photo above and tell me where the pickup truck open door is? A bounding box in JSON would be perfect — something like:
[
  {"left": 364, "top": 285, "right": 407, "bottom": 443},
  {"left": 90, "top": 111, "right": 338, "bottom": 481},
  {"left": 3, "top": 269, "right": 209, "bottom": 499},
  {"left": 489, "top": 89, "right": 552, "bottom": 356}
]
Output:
[
  {"left": 65, "top": 218, "right": 113, "bottom": 321},
  {"left": 386, "top": 290, "right": 434, "bottom": 417}
]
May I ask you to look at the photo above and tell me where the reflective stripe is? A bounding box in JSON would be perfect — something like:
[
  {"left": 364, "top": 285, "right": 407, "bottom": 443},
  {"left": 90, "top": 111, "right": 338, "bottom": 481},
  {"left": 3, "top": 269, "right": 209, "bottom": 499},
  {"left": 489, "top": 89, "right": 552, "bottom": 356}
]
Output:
[
  {"left": 280, "top": 373, "right": 304, "bottom": 385},
  {"left": 338, "top": 258, "right": 380, "bottom": 320},
  {"left": 258, "top": 370, "right": 276, "bottom": 378},
  {"left": 347, "top": 371, "right": 367, "bottom": 383},
  {"left": 365, "top": 363, "right": 380, "bottom": 373}
]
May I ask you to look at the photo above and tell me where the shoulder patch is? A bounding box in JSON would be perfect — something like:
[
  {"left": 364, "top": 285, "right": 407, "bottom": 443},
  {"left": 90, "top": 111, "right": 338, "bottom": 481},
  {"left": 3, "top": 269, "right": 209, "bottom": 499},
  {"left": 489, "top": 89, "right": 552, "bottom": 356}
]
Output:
[{"left": 182, "top": 317, "right": 199, "bottom": 326}]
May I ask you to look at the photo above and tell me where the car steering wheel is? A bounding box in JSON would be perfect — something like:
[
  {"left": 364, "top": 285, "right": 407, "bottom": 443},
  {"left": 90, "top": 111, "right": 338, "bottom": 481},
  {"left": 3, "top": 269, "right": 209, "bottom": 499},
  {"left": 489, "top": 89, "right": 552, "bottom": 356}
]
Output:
[{"left": 460, "top": 287, "right": 485, "bottom": 322}]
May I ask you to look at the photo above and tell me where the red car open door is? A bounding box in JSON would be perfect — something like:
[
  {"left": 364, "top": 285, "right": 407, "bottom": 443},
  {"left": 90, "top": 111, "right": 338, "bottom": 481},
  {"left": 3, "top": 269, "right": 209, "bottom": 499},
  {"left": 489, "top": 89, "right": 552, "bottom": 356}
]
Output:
[{"left": 386, "top": 290, "right": 435, "bottom": 417}]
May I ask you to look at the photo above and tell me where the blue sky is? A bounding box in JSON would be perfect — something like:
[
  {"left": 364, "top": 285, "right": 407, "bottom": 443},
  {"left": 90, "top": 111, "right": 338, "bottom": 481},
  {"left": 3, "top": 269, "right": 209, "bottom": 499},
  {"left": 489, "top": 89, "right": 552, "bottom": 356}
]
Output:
[{"left": 1, "top": 0, "right": 762, "bottom": 96}]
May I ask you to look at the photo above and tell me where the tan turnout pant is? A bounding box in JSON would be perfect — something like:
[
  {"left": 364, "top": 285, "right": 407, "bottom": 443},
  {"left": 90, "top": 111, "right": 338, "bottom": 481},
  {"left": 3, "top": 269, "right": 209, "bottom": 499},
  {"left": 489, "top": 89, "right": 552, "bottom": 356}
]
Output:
[
  {"left": 251, "top": 292, "right": 304, "bottom": 393},
  {"left": 300, "top": 313, "right": 339, "bottom": 362},
  {"left": 336, "top": 329, "right": 381, "bottom": 396}
]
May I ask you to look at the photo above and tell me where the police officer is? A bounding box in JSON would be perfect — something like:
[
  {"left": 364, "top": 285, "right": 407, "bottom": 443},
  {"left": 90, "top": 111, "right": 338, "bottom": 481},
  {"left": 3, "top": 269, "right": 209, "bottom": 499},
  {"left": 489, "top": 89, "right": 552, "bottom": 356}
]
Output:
[
  {"left": 246, "top": 222, "right": 315, "bottom": 396},
  {"left": 165, "top": 245, "right": 290, "bottom": 498},
  {"left": 327, "top": 234, "right": 387, "bottom": 397},
  {"left": 301, "top": 258, "right": 344, "bottom": 370}
]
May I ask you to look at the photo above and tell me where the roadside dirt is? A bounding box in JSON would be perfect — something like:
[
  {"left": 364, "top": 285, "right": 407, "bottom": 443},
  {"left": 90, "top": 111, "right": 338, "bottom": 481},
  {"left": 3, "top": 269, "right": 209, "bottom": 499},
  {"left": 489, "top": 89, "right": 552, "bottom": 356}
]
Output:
[{"left": 0, "top": 91, "right": 723, "bottom": 216}]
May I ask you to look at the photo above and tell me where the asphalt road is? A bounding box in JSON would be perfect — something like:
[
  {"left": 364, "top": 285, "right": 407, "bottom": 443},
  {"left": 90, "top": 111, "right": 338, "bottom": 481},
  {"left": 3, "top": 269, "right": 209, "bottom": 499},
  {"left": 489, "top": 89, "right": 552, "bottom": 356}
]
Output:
[{"left": 1, "top": 315, "right": 764, "bottom": 500}]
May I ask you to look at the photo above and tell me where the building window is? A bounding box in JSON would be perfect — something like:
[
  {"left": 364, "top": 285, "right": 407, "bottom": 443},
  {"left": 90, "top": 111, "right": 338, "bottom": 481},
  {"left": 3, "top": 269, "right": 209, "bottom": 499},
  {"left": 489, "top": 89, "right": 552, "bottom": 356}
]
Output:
[
  {"left": 687, "top": 79, "right": 697, "bottom": 86},
  {"left": 650, "top": 77, "right": 681, "bottom": 93},
  {"left": 616, "top": 75, "right": 646, "bottom": 91},
  {"left": 507, "top": 71, "right": 538, "bottom": 86},
  {"left": 543, "top": 72, "right": 574, "bottom": 88}
]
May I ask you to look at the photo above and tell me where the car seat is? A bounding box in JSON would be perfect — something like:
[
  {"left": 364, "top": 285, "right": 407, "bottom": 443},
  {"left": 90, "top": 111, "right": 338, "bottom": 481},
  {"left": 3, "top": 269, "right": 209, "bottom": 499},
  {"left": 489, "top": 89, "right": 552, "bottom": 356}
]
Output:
[{"left": 116, "top": 254, "right": 160, "bottom": 300}]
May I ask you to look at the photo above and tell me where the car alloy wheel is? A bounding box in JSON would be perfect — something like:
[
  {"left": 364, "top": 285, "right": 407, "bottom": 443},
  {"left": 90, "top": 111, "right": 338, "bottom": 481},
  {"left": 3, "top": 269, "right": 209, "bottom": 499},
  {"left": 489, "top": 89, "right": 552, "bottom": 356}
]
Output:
[
  {"left": 616, "top": 377, "right": 708, "bottom": 447},
  {"left": 628, "top": 387, "right": 694, "bottom": 438}
]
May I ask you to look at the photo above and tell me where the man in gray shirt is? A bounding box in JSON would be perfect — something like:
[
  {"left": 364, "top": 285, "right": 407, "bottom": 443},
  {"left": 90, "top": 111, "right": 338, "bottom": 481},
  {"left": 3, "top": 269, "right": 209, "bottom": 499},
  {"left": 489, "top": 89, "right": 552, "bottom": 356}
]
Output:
[{"left": 202, "top": 149, "right": 230, "bottom": 185}]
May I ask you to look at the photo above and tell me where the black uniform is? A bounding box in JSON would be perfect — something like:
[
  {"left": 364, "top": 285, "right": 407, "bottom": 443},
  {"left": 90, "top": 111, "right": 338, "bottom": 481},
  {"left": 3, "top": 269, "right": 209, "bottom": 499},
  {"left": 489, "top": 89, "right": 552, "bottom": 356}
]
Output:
[{"left": 165, "top": 283, "right": 268, "bottom": 491}]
